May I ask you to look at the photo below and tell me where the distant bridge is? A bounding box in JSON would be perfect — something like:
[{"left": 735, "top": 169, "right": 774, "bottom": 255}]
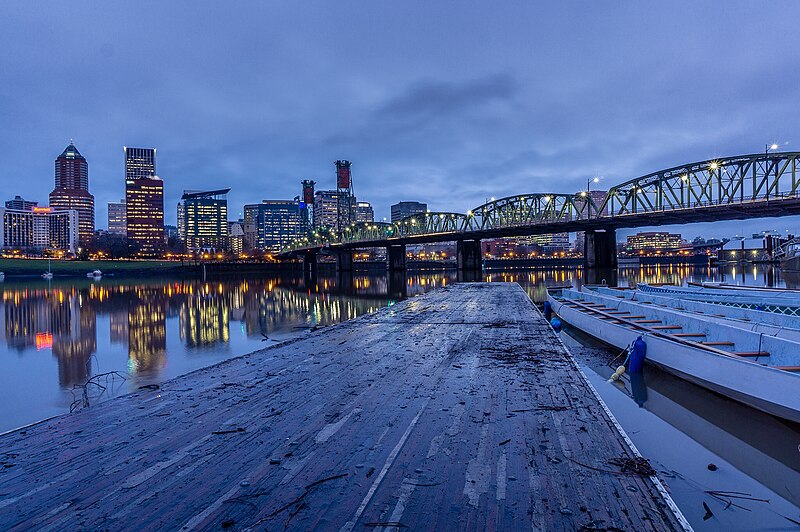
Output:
[{"left": 284, "top": 152, "right": 800, "bottom": 272}]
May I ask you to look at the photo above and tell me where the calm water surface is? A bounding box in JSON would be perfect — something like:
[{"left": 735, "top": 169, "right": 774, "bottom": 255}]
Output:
[{"left": 1, "top": 264, "right": 798, "bottom": 528}]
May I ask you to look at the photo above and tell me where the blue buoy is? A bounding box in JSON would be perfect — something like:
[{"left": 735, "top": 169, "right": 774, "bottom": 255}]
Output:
[
  {"left": 629, "top": 336, "right": 647, "bottom": 373},
  {"left": 550, "top": 317, "right": 562, "bottom": 332},
  {"left": 543, "top": 300, "right": 552, "bottom": 321}
]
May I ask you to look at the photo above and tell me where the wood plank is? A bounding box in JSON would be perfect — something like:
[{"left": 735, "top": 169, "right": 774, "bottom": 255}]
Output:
[
  {"left": 702, "top": 341, "right": 735, "bottom": 346},
  {"left": 0, "top": 284, "right": 685, "bottom": 531},
  {"left": 733, "top": 352, "right": 770, "bottom": 357},
  {"left": 673, "top": 333, "right": 707, "bottom": 338},
  {"left": 633, "top": 319, "right": 662, "bottom": 324},
  {"left": 652, "top": 325, "right": 682, "bottom": 330}
]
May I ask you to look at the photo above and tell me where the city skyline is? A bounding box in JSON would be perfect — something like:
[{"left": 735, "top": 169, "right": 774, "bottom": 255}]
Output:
[{"left": 2, "top": 3, "right": 800, "bottom": 241}]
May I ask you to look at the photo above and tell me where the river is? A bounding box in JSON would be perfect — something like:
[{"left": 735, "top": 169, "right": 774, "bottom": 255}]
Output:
[{"left": 0, "top": 263, "right": 798, "bottom": 529}]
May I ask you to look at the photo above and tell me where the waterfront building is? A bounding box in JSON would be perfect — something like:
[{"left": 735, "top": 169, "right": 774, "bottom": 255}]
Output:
[
  {"left": 124, "top": 147, "right": 163, "bottom": 257},
  {"left": 126, "top": 176, "right": 164, "bottom": 257},
  {"left": 228, "top": 220, "right": 244, "bottom": 254},
  {"left": 355, "top": 201, "right": 374, "bottom": 223},
  {"left": 243, "top": 200, "right": 302, "bottom": 252},
  {"left": 521, "top": 233, "right": 570, "bottom": 251},
  {"left": 625, "top": 231, "right": 683, "bottom": 252},
  {"left": 391, "top": 201, "right": 427, "bottom": 223},
  {"left": 180, "top": 189, "right": 229, "bottom": 251},
  {"left": 0, "top": 206, "right": 79, "bottom": 254},
  {"left": 313, "top": 190, "right": 340, "bottom": 229},
  {"left": 5, "top": 196, "right": 38, "bottom": 211},
  {"left": 107, "top": 199, "right": 126, "bottom": 235},
  {"left": 313, "top": 190, "right": 367, "bottom": 229},
  {"left": 49, "top": 142, "right": 94, "bottom": 246}
]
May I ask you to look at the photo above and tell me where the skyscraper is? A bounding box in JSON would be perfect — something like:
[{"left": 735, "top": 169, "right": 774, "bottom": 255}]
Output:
[
  {"left": 124, "top": 147, "right": 164, "bottom": 257},
  {"left": 49, "top": 142, "right": 94, "bottom": 246}
]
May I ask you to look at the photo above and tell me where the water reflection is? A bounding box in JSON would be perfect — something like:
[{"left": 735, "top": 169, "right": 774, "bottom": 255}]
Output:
[{"left": 0, "top": 263, "right": 791, "bottom": 433}]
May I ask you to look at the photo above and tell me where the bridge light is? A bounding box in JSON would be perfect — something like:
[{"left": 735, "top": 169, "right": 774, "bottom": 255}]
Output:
[
  {"left": 680, "top": 174, "right": 688, "bottom": 181},
  {"left": 770, "top": 143, "right": 779, "bottom": 151},
  {"left": 543, "top": 196, "right": 551, "bottom": 203},
  {"left": 709, "top": 162, "right": 719, "bottom": 170},
  {"left": 467, "top": 210, "right": 473, "bottom": 216},
  {"left": 580, "top": 191, "right": 587, "bottom": 197}
]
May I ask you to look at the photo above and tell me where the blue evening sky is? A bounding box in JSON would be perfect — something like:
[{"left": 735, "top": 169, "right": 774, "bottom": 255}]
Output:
[{"left": 2, "top": 1, "right": 799, "bottom": 240}]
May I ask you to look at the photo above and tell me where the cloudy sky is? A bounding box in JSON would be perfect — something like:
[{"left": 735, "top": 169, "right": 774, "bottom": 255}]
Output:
[{"left": 2, "top": 1, "right": 799, "bottom": 240}]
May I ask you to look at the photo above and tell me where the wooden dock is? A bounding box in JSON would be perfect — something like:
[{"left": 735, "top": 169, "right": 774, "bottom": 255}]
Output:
[{"left": 0, "top": 283, "right": 687, "bottom": 530}]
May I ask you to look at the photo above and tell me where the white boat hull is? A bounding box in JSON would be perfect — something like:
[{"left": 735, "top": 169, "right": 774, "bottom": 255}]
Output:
[{"left": 549, "top": 294, "right": 800, "bottom": 424}]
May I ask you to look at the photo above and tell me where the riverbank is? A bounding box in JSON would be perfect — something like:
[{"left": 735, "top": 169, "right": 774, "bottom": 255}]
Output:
[{"left": 0, "top": 258, "right": 186, "bottom": 278}]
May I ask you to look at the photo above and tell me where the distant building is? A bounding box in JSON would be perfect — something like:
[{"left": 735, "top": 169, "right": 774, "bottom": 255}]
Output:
[
  {"left": 228, "top": 220, "right": 244, "bottom": 254},
  {"left": 243, "top": 200, "right": 303, "bottom": 252},
  {"left": 49, "top": 142, "right": 94, "bottom": 246},
  {"left": 180, "top": 189, "right": 229, "bottom": 251},
  {"left": 164, "top": 225, "right": 179, "bottom": 241},
  {"left": 124, "top": 147, "right": 163, "bottom": 257},
  {"left": 391, "top": 201, "right": 427, "bottom": 223},
  {"left": 520, "top": 233, "right": 570, "bottom": 251},
  {"left": 719, "top": 234, "right": 785, "bottom": 263},
  {"left": 107, "top": 199, "right": 126, "bottom": 235},
  {"left": 626, "top": 231, "right": 682, "bottom": 252},
  {"left": 1, "top": 206, "right": 79, "bottom": 254},
  {"left": 124, "top": 146, "right": 156, "bottom": 180},
  {"left": 355, "top": 201, "right": 374, "bottom": 223},
  {"left": 5, "top": 196, "right": 38, "bottom": 211},
  {"left": 314, "top": 190, "right": 340, "bottom": 228}
]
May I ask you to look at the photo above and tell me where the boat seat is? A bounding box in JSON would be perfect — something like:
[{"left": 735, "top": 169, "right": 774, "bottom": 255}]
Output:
[
  {"left": 673, "top": 333, "right": 707, "bottom": 338},
  {"left": 733, "top": 351, "right": 770, "bottom": 357},
  {"left": 702, "top": 341, "right": 735, "bottom": 346},
  {"left": 634, "top": 319, "right": 662, "bottom": 324},
  {"left": 776, "top": 366, "right": 800, "bottom": 372},
  {"left": 652, "top": 325, "right": 682, "bottom": 330}
]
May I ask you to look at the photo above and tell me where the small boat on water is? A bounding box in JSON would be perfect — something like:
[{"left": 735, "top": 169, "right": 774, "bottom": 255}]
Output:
[
  {"left": 42, "top": 259, "right": 53, "bottom": 280},
  {"left": 87, "top": 269, "right": 102, "bottom": 279},
  {"left": 548, "top": 285, "right": 800, "bottom": 423},
  {"left": 778, "top": 239, "right": 800, "bottom": 271}
]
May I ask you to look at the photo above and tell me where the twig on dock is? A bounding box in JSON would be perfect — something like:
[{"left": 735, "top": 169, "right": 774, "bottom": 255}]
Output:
[
  {"left": 212, "top": 427, "right": 246, "bottom": 435},
  {"left": 70, "top": 371, "right": 127, "bottom": 412}
]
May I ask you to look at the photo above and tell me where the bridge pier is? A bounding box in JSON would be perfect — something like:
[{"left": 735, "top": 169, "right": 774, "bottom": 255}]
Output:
[
  {"left": 457, "top": 239, "right": 482, "bottom": 272},
  {"left": 388, "top": 271, "right": 408, "bottom": 299},
  {"left": 302, "top": 250, "right": 318, "bottom": 275},
  {"left": 335, "top": 250, "right": 353, "bottom": 273},
  {"left": 387, "top": 245, "right": 406, "bottom": 272},
  {"left": 584, "top": 229, "right": 618, "bottom": 285}
]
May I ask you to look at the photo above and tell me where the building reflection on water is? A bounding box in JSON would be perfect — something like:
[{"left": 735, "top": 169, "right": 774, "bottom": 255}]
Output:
[{"left": 0, "top": 264, "right": 792, "bottom": 389}]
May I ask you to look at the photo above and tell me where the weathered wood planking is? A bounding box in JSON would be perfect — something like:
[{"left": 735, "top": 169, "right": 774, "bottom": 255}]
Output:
[{"left": 0, "top": 283, "right": 686, "bottom": 531}]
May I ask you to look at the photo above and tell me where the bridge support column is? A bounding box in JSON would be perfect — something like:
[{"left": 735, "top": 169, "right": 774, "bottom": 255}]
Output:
[
  {"left": 387, "top": 245, "right": 406, "bottom": 272},
  {"left": 335, "top": 250, "right": 353, "bottom": 273},
  {"left": 457, "top": 239, "right": 482, "bottom": 272},
  {"left": 584, "top": 229, "right": 617, "bottom": 269},
  {"left": 584, "top": 229, "right": 618, "bottom": 286}
]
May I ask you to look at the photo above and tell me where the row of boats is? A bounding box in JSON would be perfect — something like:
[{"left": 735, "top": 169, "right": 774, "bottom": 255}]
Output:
[{"left": 547, "top": 282, "right": 800, "bottom": 424}]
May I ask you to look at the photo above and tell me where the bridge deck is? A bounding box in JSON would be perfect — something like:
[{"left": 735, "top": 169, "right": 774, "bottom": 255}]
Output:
[{"left": 0, "top": 283, "right": 685, "bottom": 531}]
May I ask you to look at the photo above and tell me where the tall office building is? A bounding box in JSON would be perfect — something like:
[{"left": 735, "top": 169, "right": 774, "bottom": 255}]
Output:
[
  {"left": 124, "top": 147, "right": 164, "bottom": 256},
  {"left": 243, "top": 200, "right": 302, "bottom": 252},
  {"left": 49, "top": 142, "right": 94, "bottom": 246},
  {"left": 355, "top": 202, "right": 374, "bottom": 223},
  {"left": 313, "top": 190, "right": 364, "bottom": 229},
  {"left": 5, "top": 196, "right": 38, "bottom": 211},
  {"left": 107, "top": 199, "right": 126, "bottom": 235},
  {"left": 391, "top": 201, "right": 427, "bottom": 223},
  {"left": 180, "top": 189, "right": 229, "bottom": 251}
]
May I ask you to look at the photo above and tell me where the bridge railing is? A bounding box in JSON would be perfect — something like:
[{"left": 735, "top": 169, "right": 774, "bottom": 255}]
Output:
[{"left": 600, "top": 152, "right": 800, "bottom": 216}]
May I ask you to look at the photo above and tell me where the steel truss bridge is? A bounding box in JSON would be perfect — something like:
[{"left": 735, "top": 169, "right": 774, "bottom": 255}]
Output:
[{"left": 284, "top": 152, "right": 800, "bottom": 258}]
